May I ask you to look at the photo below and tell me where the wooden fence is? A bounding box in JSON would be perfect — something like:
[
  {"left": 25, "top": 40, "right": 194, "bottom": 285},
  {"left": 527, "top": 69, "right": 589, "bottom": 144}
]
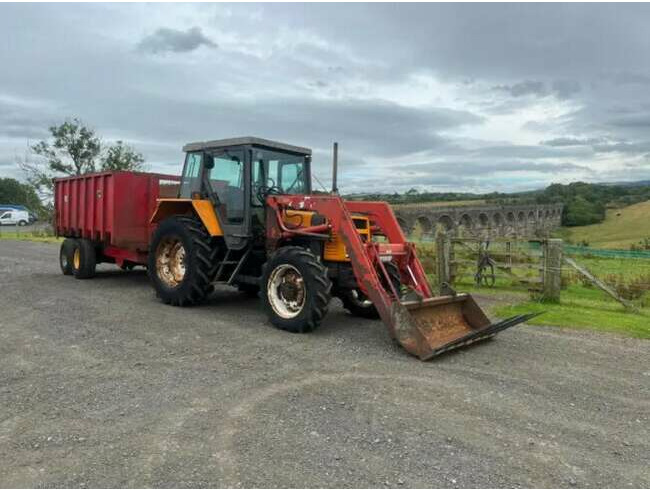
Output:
[{"left": 434, "top": 233, "right": 563, "bottom": 301}]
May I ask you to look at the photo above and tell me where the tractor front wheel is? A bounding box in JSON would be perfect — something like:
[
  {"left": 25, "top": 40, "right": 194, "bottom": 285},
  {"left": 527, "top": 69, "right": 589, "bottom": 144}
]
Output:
[
  {"left": 148, "top": 215, "right": 219, "bottom": 306},
  {"left": 262, "top": 246, "right": 331, "bottom": 333},
  {"left": 339, "top": 261, "right": 402, "bottom": 319}
]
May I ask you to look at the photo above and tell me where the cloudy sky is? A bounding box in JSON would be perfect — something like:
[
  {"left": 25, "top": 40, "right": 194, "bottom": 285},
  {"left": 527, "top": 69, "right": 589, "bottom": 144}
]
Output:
[{"left": 1, "top": 3, "right": 650, "bottom": 193}]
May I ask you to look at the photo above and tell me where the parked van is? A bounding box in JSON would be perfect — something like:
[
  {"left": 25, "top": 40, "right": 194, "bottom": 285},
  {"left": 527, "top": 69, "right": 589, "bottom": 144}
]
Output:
[{"left": 0, "top": 209, "right": 30, "bottom": 226}]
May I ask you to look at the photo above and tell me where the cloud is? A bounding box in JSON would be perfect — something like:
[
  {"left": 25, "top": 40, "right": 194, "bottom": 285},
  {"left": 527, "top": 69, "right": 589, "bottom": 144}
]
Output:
[
  {"left": 592, "top": 141, "right": 650, "bottom": 154},
  {"left": 493, "top": 79, "right": 580, "bottom": 100},
  {"left": 551, "top": 79, "right": 581, "bottom": 99},
  {"left": 137, "top": 26, "right": 217, "bottom": 54},
  {"left": 1, "top": 3, "right": 650, "bottom": 192},
  {"left": 541, "top": 137, "right": 606, "bottom": 147},
  {"left": 494, "top": 80, "right": 546, "bottom": 97},
  {"left": 610, "top": 72, "right": 650, "bottom": 85},
  {"left": 609, "top": 113, "right": 650, "bottom": 128},
  {"left": 391, "top": 160, "right": 590, "bottom": 176}
]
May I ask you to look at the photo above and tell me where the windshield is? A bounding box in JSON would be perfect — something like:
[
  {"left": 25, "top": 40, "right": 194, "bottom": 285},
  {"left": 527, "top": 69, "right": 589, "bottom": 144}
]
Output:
[{"left": 252, "top": 149, "right": 308, "bottom": 205}]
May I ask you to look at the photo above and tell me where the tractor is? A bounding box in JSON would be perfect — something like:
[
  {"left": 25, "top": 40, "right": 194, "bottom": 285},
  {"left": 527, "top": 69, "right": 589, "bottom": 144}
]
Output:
[{"left": 145, "top": 137, "right": 533, "bottom": 360}]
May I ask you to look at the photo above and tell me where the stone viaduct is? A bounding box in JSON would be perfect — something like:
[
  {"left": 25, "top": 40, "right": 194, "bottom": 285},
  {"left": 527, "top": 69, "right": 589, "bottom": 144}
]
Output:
[{"left": 393, "top": 202, "right": 564, "bottom": 239}]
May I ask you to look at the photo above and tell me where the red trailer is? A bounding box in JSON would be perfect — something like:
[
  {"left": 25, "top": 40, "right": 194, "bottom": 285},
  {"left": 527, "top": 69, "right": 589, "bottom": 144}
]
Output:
[{"left": 54, "top": 171, "right": 180, "bottom": 277}]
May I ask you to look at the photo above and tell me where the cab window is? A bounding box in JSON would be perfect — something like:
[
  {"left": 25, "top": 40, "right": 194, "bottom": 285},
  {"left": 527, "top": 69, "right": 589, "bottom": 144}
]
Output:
[
  {"left": 209, "top": 150, "right": 245, "bottom": 223},
  {"left": 251, "top": 149, "right": 308, "bottom": 206},
  {"left": 179, "top": 152, "right": 202, "bottom": 198}
]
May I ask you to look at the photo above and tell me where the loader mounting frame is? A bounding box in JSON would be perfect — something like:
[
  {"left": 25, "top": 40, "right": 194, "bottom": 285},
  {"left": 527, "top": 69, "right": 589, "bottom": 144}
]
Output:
[{"left": 266, "top": 194, "right": 534, "bottom": 360}]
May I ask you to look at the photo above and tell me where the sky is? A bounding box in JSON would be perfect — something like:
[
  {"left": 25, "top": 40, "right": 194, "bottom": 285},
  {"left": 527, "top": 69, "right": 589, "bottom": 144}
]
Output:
[{"left": 1, "top": 3, "right": 650, "bottom": 194}]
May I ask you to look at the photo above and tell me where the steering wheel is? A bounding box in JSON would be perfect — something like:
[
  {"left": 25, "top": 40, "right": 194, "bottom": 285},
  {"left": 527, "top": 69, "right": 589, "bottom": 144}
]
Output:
[{"left": 256, "top": 178, "right": 281, "bottom": 204}]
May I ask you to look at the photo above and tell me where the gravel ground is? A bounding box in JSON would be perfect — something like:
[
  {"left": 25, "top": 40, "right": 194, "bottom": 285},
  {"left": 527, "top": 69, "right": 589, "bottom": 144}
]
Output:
[{"left": 1, "top": 240, "right": 648, "bottom": 488}]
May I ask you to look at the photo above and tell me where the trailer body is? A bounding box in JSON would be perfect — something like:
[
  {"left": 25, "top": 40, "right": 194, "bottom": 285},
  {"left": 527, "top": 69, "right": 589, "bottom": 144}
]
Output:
[{"left": 54, "top": 171, "right": 179, "bottom": 265}]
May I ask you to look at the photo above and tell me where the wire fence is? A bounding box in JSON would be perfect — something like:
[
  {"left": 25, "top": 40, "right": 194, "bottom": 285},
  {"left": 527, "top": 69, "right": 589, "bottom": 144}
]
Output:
[
  {"left": 410, "top": 234, "right": 650, "bottom": 309},
  {"left": 563, "top": 244, "right": 650, "bottom": 259}
]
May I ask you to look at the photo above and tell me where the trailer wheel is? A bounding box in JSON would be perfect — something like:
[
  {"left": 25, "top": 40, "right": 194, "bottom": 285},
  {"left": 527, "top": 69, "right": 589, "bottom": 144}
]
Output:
[
  {"left": 148, "top": 215, "right": 219, "bottom": 306},
  {"left": 72, "top": 239, "right": 97, "bottom": 279},
  {"left": 59, "top": 238, "right": 77, "bottom": 276},
  {"left": 261, "top": 246, "right": 331, "bottom": 333},
  {"left": 340, "top": 261, "right": 402, "bottom": 319}
]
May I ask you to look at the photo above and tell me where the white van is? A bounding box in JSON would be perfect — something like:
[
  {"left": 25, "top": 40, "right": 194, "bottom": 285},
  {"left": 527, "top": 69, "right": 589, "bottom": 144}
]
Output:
[{"left": 0, "top": 209, "right": 30, "bottom": 226}]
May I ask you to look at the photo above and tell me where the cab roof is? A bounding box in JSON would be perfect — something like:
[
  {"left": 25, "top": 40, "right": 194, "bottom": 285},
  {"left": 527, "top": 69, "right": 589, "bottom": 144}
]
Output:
[{"left": 183, "top": 137, "right": 311, "bottom": 156}]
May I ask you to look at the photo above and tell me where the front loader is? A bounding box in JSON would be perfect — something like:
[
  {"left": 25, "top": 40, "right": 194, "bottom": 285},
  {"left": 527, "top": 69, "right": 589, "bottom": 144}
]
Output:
[{"left": 148, "top": 136, "right": 533, "bottom": 360}]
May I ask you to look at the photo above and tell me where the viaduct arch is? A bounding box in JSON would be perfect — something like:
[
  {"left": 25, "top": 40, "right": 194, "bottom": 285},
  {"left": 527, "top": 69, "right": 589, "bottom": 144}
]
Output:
[{"left": 394, "top": 203, "right": 563, "bottom": 239}]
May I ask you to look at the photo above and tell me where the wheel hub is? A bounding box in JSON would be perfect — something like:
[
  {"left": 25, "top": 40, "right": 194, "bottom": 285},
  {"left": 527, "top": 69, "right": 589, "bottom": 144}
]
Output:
[
  {"left": 267, "top": 264, "right": 306, "bottom": 319},
  {"left": 155, "top": 237, "right": 186, "bottom": 288}
]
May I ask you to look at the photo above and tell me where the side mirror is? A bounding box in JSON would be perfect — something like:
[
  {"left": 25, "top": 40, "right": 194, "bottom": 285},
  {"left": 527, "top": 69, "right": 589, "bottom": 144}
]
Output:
[{"left": 203, "top": 154, "right": 214, "bottom": 170}]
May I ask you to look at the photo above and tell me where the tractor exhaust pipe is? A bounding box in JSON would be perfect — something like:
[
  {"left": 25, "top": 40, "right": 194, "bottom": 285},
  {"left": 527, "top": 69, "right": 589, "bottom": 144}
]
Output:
[{"left": 332, "top": 141, "right": 338, "bottom": 194}]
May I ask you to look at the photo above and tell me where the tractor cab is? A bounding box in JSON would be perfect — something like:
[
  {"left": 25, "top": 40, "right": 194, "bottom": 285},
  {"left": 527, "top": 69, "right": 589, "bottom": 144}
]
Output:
[{"left": 178, "top": 137, "right": 312, "bottom": 250}]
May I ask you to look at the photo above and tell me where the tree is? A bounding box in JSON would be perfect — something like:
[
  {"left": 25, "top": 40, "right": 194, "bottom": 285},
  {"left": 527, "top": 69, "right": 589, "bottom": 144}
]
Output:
[
  {"left": 0, "top": 178, "right": 43, "bottom": 212},
  {"left": 101, "top": 141, "right": 145, "bottom": 171},
  {"left": 19, "top": 118, "right": 146, "bottom": 198},
  {"left": 20, "top": 118, "right": 101, "bottom": 197}
]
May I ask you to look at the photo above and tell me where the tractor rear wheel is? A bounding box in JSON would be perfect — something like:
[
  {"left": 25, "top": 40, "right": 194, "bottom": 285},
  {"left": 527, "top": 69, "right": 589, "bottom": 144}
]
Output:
[
  {"left": 71, "top": 238, "right": 97, "bottom": 279},
  {"left": 148, "top": 215, "right": 219, "bottom": 306},
  {"left": 340, "top": 261, "right": 402, "bottom": 319},
  {"left": 59, "top": 238, "right": 77, "bottom": 276},
  {"left": 261, "top": 246, "right": 331, "bottom": 333}
]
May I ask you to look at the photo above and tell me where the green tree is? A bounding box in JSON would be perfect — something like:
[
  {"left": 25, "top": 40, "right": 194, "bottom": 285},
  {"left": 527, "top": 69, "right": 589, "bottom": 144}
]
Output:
[
  {"left": 101, "top": 140, "right": 145, "bottom": 171},
  {"left": 20, "top": 118, "right": 147, "bottom": 198},
  {"left": 20, "top": 118, "right": 101, "bottom": 196},
  {"left": 0, "top": 178, "right": 43, "bottom": 212}
]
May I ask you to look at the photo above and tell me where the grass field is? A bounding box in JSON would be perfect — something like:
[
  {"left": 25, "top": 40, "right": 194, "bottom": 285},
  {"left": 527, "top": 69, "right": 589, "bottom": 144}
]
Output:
[
  {"left": 560, "top": 199, "right": 650, "bottom": 249},
  {"left": 494, "top": 286, "right": 650, "bottom": 339},
  {"left": 457, "top": 279, "right": 650, "bottom": 340},
  {"left": 0, "top": 230, "right": 60, "bottom": 243},
  {"left": 414, "top": 239, "right": 650, "bottom": 339}
]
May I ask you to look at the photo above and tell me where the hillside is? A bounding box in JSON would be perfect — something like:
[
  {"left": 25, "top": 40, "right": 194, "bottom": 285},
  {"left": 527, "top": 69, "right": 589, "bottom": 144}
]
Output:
[{"left": 562, "top": 200, "right": 650, "bottom": 249}]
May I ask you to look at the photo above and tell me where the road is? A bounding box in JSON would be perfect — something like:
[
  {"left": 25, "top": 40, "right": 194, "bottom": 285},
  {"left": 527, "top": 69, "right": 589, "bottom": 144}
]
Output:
[{"left": 0, "top": 240, "right": 648, "bottom": 488}]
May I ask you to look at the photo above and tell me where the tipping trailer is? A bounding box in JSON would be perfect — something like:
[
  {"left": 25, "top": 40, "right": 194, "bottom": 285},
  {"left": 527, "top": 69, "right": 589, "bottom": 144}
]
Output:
[
  {"left": 54, "top": 171, "right": 180, "bottom": 274},
  {"left": 54, "top": 137, "right": 534, "bottom": 360}
]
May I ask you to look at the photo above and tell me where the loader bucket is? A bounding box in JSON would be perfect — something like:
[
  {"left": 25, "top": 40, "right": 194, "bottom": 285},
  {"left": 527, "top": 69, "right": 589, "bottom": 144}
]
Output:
[{"left": 389, "top": 293, "right": 538, "bottom": 360}]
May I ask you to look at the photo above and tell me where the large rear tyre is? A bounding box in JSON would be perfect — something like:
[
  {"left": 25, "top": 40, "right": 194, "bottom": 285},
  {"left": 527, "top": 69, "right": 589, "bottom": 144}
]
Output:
[
  {"left": 72, "top": 238, "right": 97, "bottom": 279},
  {"left": 148, "top": 215, "right": 219, "bottom": 306},
  {"left": 261, "top": 246, "right": 331, "bottom": 333},
  {"left": 340, "top": 261, "right": 401, "bottom": 319}
]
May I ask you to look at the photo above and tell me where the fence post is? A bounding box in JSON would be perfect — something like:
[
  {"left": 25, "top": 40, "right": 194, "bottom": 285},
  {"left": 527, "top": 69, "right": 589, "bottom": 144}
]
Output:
[
  {"left": 542, "top": 239, "right": 563, "bottom": 302},
  {"left": 435, "top": 230, "right": 451, "bottom": 293}
]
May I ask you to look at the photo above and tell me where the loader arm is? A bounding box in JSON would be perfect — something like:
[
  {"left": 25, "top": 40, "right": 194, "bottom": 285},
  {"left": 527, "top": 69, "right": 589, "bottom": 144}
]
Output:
[{"left": 266, "top": 195, "right": 534, "bottom": 360}]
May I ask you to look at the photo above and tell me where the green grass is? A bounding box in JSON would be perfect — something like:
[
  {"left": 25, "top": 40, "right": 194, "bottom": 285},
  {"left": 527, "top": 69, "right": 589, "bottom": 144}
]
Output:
[
  {"left": 562, "top": 200, "right": 650, "bottom": 249},
  {"left": 576, "top": 255, "right": 650, "bottom": 278},
  {"left": 495, "top": 285, "right": 650, "bottom": 339},
  {"left": 413, "top": 239, "right": 650, "bottom": 339},
  {"left": 0, "top": 231, "right": 61, "bottom": 244}
]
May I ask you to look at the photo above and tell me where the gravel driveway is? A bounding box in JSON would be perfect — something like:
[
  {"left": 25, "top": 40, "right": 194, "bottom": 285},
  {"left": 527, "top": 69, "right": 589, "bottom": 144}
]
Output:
[{"left": 1, "top": 240, "right": 648, "bottom": 488}]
